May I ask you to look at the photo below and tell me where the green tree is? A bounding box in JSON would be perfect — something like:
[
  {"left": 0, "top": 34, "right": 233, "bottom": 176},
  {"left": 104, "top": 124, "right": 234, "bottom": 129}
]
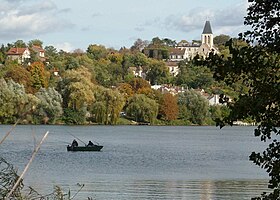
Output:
[
  {"left": 200, "top": 0, "right": 280, "bottom": 199},
  {"left": 176, "top": 62, "right": 214, "bottom": 89},
  {"left": 146, "top": 59, "right": 171, "bottom": 85},
  {"left": 13, "top": 40, "right": 26, "bottom": 48},
  {"left": 0, "top": 79, "right": 38, "bottom": 123},
  {"left": 87, "top": 44, "right": 108, "bottom": 60},
  {"left": 178, "top": 90, "right": 209, "bottom": 125},
  {"left": 35, "top": 87, "right": 63, "bottom": 124},
  {"left": 126, "top": 94, "right": 158, "bottom": 124},
  {"left": 91, "top": 86, "right": 125, "bottom": 124},
  {"left": 213, "top": 34, "right": 230, "bottom": 46},
  {"left": 28, "top": 39, "right": 43, "bottom": 48}
]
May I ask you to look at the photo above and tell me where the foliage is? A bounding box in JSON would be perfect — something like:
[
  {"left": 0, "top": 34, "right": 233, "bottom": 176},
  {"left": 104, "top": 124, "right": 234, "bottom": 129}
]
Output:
[
  {"left": 159, "top": 93, "right": 179, "bottom": 121},
  {"left": 4, "top": 65, "right": 33, "bottom": 93},
  {"left": 146, "top": 59, "right": 171, "bottom": 85},
  {"left": 126, "top": 94, "right": 158, "bottom": 124},
  {"left": 0, "top": 157, "right": 23, "bottom": 199},
  {"left": 178, "top": 90, "right": 209, "bottom": 125},
  {"left": 213, "top": 34, "right": 230, "bottom": 46},
  {"left": 242, "top": 0, "right": 280, "bottom": 52},
  {"left": 59, "top": 67, "right": 95, "bottom": 110},
  {"left": 35, "top": 87, "right": 63, "bottom": 124},
  {"left": 87, "top": 44, "right": 109, "bottom": 60},
  {"left": 0, "top": 79, "right": 38, "bottom": 124},
  {"left": 200, "top": 0, "right": 280, "bottom": 199},
  {"left": 91, "top": 86, "right": 125, "bottom": 124},
  {"left": 176, "top": 62, "right": 214, "bottom": 89},
  {"left": 27, "top": 61, "right": 50, "bottom": 92},
  {"left": 128, "top": 77, "right": 151, "bottom": 93}
]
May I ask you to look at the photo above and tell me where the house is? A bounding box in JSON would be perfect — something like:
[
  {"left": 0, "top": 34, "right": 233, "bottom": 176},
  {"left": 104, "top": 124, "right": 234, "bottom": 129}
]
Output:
[
  {"left": 128, "top": 66, "right": 146, "bottom": 78},
  {"left": 31, "top": 45, "right": 46, "bottom": 62},
  {"left": 165, "top": 61, "right": 179, "bottom": 76},
  {"left": 169, "top": 48, "right": 188, "bottom": 61},
  {"left": 6, "top": 47, "right": 30, "bottom": 64}
]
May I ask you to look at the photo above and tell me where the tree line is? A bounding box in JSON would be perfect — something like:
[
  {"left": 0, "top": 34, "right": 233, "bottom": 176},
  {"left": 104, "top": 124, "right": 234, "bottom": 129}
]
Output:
[{"left": 0, "top": 35, "right": 244, "bottom": 125}]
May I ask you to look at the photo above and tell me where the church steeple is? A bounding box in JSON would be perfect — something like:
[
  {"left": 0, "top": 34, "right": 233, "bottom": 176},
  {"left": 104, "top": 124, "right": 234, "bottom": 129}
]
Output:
[{"left": 201, "top": 21, "right": 213, "bottom": 48}]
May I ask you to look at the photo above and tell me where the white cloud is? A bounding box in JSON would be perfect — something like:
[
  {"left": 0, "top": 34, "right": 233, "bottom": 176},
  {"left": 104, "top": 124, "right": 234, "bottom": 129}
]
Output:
[
  {"left": 162, "top": 2, "right": 247, "bottom": 36},
  {"left": 52, "top": 42, "right": 74, "bottom": 52},
  {"left": 0, "top": 0, "right": 73, "bottom": 39}
]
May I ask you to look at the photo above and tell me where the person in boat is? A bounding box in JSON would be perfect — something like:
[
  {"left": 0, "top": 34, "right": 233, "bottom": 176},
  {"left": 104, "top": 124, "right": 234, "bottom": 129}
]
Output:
[
  {"left": 87, "top": 140, "right": 94, "bottom": 147},
  {"left": 72, "top": 139, "right": 78, "bottom": 147}
]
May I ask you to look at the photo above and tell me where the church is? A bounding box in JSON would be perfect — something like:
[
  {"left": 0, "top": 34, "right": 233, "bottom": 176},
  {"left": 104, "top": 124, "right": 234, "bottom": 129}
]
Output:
[
  {"left": 167, "top": 21, "right": 219, "bottom": 76},
  {"left": 169, "top": 21, "right": 218, "bottom": 61}
]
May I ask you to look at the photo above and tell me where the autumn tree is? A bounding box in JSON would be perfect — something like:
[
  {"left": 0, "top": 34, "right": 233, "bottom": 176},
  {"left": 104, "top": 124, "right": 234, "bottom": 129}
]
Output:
[
  {"left": 4, "top": 65, "right": 33, "bottom": 93},
  {"left": 129, "top": 77, "right": 151, "bottom": 93},
  {"left": 117, "top": 83, "right": 134, "bottom": 100},
  {"left": 27, "top": 61, "right": 50, "bottom": 92},
  {"left": 159, "top": 93, "right": 179, "bottom": 121}
]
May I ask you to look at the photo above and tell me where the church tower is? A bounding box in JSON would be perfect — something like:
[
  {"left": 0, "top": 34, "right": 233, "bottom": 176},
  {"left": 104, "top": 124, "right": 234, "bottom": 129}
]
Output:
[{"left": 201, "top": 21, "right": 213, "bottom": 48}]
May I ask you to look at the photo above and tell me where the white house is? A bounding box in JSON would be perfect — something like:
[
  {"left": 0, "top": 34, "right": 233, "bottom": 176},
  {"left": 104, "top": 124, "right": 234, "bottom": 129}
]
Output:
[{"left": 6, "top": 47, "right": 30, "bottom": 64}]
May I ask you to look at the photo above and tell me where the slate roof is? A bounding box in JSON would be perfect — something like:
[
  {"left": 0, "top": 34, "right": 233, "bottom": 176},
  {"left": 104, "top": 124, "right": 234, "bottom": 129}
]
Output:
[{"left": 202, "top": 21, "right": 212, "bottom": 34}]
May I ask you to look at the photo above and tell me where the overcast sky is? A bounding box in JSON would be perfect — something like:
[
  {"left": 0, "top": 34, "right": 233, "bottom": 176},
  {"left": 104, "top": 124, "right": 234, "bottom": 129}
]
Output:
[{"left": 0, "top": 0, "right": 248, "bottom": 51}]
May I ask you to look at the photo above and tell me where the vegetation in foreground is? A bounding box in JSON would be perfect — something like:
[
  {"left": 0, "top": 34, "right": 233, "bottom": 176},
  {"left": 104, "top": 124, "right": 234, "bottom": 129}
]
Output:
[{"left": 199, "top": 0, "right": 280, "bottom": 199}]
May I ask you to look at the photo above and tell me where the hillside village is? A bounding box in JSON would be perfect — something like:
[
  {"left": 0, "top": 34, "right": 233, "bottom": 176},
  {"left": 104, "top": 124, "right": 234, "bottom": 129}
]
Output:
[
  {"left": 3, "top": 21, "right": 222, "bottom": 107},
  {"left": 0, "top": 20, "right": 239, "bottom": 125}
]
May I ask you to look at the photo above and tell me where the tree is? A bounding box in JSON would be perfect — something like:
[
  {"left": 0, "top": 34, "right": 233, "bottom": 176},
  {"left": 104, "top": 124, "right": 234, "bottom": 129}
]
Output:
[
  {"left": 27, "top": 62, "right": 50, "bottom": 92},
  {"left": 129, "top": 77, "right": 151, "bottom": 93},
  {"left": 159, "top": 93, "right": 179, "bottom": 121},
  {"left": 130, "top": 38, "right": 149, "bottom": 52},
  {"left": 146, "top": 59, "right": 171, "bottom": 85},
  {"left": 28, "top": 39, "right": 43, "bottom": 48},
  {"left": 213, "top": 34, "right": 230, "bottom": 46},
  {"left": 35, "top": 87, "right": 63, "bottom": 124},
  {"left": 126, "top": 94, "right": 158, "bottom": 124},
  {"left": 13, "top": 40, "right": 26, "bottom": 48},
  {"left": 0, "top": 79, "right": 38, "bottom": 124},
  {"left": 200, "top": 0, "right": 280, "bottom": 199},
  {"left": 178, "top": 90, "right": 209, "bottom": 125},
  {"left": 176, "top": 62, "right": 214, "bottom": 89},
  {"left": 91, "top": 86, "right": 125, "bottom": 124},
  {"left": 58, "top": 66, "right": 95, "bottom": 124},
  {"left": 86, "top": 44, "right": 108, "bottom": 60},
  {"left": 4, "top": 65, "right": 33, "bottom": 93}
]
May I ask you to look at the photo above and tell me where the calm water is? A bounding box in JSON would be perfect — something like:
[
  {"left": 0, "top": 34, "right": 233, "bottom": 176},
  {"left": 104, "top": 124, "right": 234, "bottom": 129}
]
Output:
[{"left": 0, "top": 125, "right": 272, "bottom": 199}]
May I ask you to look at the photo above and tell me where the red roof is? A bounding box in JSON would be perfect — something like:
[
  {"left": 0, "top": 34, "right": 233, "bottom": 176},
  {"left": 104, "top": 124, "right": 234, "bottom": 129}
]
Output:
[
  {"left": 7, "top": 47, "right": 28, "bottom": 55},
  {"left": 32, "top": 45, "right": 45, "bottom": 52}
]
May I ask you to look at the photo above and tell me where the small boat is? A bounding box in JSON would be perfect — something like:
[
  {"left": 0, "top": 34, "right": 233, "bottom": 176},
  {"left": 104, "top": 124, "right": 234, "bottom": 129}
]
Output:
[{"left": 67, "top": 145, "right": 103, "bottom": 152}]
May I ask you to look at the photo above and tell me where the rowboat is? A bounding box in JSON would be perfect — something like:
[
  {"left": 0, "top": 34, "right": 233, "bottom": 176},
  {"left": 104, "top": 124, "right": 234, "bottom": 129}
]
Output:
[{"left": 67, "top": 145, "right": 103, "bottom": 152}]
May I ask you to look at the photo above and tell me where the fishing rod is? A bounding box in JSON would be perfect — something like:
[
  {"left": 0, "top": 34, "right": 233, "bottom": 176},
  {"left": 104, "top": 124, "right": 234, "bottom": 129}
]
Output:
[{"left": 68, "top": 132, "right": 87, "bottom": 146}]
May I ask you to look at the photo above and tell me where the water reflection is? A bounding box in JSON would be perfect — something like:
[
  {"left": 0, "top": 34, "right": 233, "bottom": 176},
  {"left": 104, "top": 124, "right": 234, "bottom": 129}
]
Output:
[{"left": 74, "top": 179, "right": 268, "bottom": 200}]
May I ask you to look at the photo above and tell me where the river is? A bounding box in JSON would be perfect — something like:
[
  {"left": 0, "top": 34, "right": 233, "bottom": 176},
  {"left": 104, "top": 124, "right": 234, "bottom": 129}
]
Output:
[{"left": 0, "top": 125, "right": 272, "bottom": 199}]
